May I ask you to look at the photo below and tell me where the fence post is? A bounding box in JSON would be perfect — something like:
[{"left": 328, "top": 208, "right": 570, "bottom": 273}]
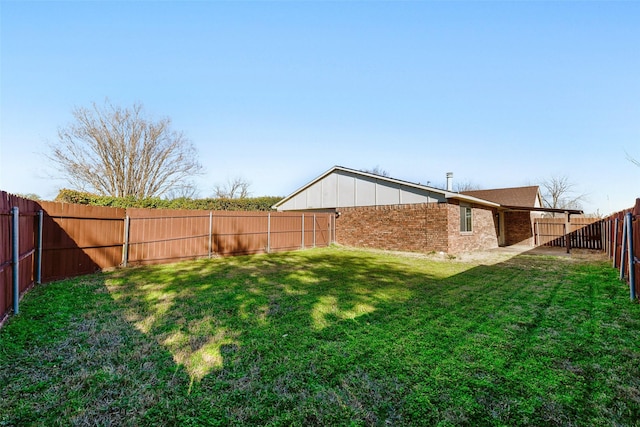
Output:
[
  {"left": 626, "top": 212, "right": 636, "bottom": 301},
  {"left": 301, "top": 214, "right": 305, "bottom": 249},
  {"left": 36, "top": 210, "right": 43, "bottom": 284},
  {"left": 267, "top": 212, "right": 271, "bottom": 253},
  {"left": 613, "top": 218, "right": 619, "bottom": 267},
  {"left": 565, "top": 214, "right": 571, "bottom": 254},
  {"left": 11, "top": 206, "right": 19, "bottom": 315},
  {"left": 609, "top": 219, "right": 614, "bottom": 258},
  {"left": 122, "top": 215, "right": 130, "bottom": 267},
  {"left": 209, "top": 211, "right": 213, "bottom": 258},
  {"left": 604, "top": 220, "right": 608, "bottom": 256},
  {"left": 313, "top": 214, "right": 316, "bottom": 248},
  {"left": 620, "top": 215, "right": 628, "bottom": 281}
]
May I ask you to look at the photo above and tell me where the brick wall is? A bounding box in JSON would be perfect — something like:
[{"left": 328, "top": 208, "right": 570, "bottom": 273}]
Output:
[
  {"left": 335, "top": 201, "right": 500, "bottom": 254},
  {"left": 504, "top": 211, "right": 534, "bottom": 246},
  {"left": 446, "top": 202, "right": 500, "bottom": 253},
  {"left": 336, "top": 203, "right": 449, "bottom": 253}
]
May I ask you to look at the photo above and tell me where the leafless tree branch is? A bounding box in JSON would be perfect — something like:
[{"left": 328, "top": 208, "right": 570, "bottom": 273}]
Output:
[
  {"left": 361, "top": 166, "right": 390, "bottom": 177},
  {"left": 213, "top": 176, "right": 251, "bottom": 199},
  {"left": 626, "top": 151, "right": 640, "bottom": 168},
  {"left": 540, "top": 175, "right": 587, "bottom": 212},
  {"left": 48, "top": 100, "right": 203, "bottom": 198}
]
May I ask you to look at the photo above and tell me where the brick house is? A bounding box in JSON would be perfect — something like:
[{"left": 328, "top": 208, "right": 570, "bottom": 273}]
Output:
[{"left": 273, "top": 166, "right": 579, "bottom": 254}]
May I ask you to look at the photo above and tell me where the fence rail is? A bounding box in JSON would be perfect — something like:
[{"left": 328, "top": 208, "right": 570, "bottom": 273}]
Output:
[{"left": 1, "top": 191, "right": 334, "bottom": 326}]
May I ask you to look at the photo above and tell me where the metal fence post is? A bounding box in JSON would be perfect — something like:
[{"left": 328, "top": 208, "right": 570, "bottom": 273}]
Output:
[
  {"left": 626, "top": 212, "right": 636, "bottom": 301},
  {"left": 565, "top": 215, "right": 571, "bottom": 254},
  {"left": 122, "top": 215, "right": 130, "bottom": 267},
  {"left": 613, "top": 218, "right": 619, "bottom": 268},
  {"left": 36, "top": 210, "right": 43, "bottom": 284},
  {"left": 620, "top": 215, "right": 628, "bottom": 281},
  {"left": 267, "top": 212, "right": 271, "bottom": 253},
  {"left": 604, "top": 220, "right": 609, "bottom": 255},
  {"left": 11, "top": 206, "right": 19, "bottom": 315},
  {"left": 209, "top": 211, "right": 213, "bottom": 258}
]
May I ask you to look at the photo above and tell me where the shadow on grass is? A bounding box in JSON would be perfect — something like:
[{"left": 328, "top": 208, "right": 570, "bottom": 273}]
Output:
[
  {"left": 0, "top": 272, "right": 195, "bottom": 426},
  {"left": 2, "top": 246, "right": 640, "bottom": 426}
]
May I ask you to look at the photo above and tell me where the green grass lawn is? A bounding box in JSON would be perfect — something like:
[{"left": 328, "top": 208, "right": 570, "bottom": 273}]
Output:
[{"left": 1, "top": 246, "right": 639, "bottom": 426}]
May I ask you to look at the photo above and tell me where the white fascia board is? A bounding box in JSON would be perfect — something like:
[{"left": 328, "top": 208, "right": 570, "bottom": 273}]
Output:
[{"left": 447, "top": 193, "right": 501, "bottom": 208}]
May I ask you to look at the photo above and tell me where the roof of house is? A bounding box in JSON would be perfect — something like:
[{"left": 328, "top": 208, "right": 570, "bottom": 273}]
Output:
[
  {"left": 273, "top": 166, "right": 583, "bottom": 214},
  {"left": 272, "top": 166, "right": 500, "bottom": 210},
  {"left": 461, "top": 186, "right": 541, "bottom": 208}
]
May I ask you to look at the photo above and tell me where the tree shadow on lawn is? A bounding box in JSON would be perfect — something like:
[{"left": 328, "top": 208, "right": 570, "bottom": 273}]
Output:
[
  {"left": 0, "top": 272, "right": 194, "bottom": 427},
  {"left": 2, "top": 247, "right": 639, "bottom": 426},
  {"left": 103, "top": 247, "right": 640, "bottom": 426}
]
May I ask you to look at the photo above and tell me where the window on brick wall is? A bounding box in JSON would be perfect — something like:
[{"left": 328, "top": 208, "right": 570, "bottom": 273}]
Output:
[{"left": 460, "top": 205, "right": 472, "bottom": 232}]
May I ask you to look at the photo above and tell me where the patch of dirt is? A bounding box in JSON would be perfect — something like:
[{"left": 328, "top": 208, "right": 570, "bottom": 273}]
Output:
[
  {"left": 341, "top": 244, "right": 608, "bottom": 266},
  {"left": 454, "top": 246, "right": 608, "bottom": 265}
]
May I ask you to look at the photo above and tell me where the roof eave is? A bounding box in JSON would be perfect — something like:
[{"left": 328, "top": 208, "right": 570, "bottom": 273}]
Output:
[
  {"left": 447, "top": 193, "right": 501, "bottom": 208},
  {"left": 501, "top": 205, "right": 584, "bottom": 215}
]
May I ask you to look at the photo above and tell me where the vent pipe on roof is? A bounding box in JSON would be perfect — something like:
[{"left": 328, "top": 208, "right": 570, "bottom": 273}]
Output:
[{"left": 446, "top": 172, "right": 453, "bottom": 192}]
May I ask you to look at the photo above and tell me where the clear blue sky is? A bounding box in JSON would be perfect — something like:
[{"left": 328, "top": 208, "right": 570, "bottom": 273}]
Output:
[{"left": 1, "top": 1, "right": 638, "bottom": 215}]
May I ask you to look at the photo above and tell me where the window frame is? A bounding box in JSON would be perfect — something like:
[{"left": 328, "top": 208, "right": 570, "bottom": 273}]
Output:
[{"left": 460, "top": 204, "right": 473, "bottom": 233}]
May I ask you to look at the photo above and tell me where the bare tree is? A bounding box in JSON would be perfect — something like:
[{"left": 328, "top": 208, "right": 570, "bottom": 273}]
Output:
[
  {"left": 15, "top": 193, "right": 41, "bottom": 201},
  {"left": 49, "top": 100, "right": 203, "bottom": 198},
  {"left": 454, "top": 181, "right": 481, "bottom": 192},
  {"left": 361, "top": 165, "right": 390, "bottom": 177},
  {"left": 165, "top": 182, "right": 200, "bottom": 200},
  {"left": 540, "top": 175, "right": 586, "bottom": 211},
  {"left": 213, "top": 176, "right": 251, "bottom": 199}
]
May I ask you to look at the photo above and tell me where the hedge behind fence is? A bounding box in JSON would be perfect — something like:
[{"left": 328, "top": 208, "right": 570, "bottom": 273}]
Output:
[{"left": 55, "top": 189, "right": 282, "bottom": 211}]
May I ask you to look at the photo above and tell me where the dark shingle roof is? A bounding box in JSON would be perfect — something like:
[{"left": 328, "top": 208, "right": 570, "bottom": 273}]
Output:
[{"left": 461, "top": 186, "right": 541, "bottom": 208}]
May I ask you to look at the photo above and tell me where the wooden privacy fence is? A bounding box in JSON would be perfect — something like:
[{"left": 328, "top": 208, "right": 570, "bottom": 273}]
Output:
[
  {"left": 1, "top": 191, "right": 334, "bottom": 325},
  {"left": 534, "top": 217, "right": 603, "bottom": 250},
  {"left": 124, "top": 209, "right": 332, "bottom": 265}
]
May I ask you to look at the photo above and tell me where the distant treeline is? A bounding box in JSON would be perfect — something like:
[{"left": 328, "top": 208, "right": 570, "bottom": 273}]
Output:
[{"left": 55, "top": 189, "right": 283, "bottom": 211}]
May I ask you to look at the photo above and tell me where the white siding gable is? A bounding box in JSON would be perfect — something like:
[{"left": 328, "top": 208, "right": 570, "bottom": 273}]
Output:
[{"left": 275, "top": 167, "right": 447, "bottom": 211}]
